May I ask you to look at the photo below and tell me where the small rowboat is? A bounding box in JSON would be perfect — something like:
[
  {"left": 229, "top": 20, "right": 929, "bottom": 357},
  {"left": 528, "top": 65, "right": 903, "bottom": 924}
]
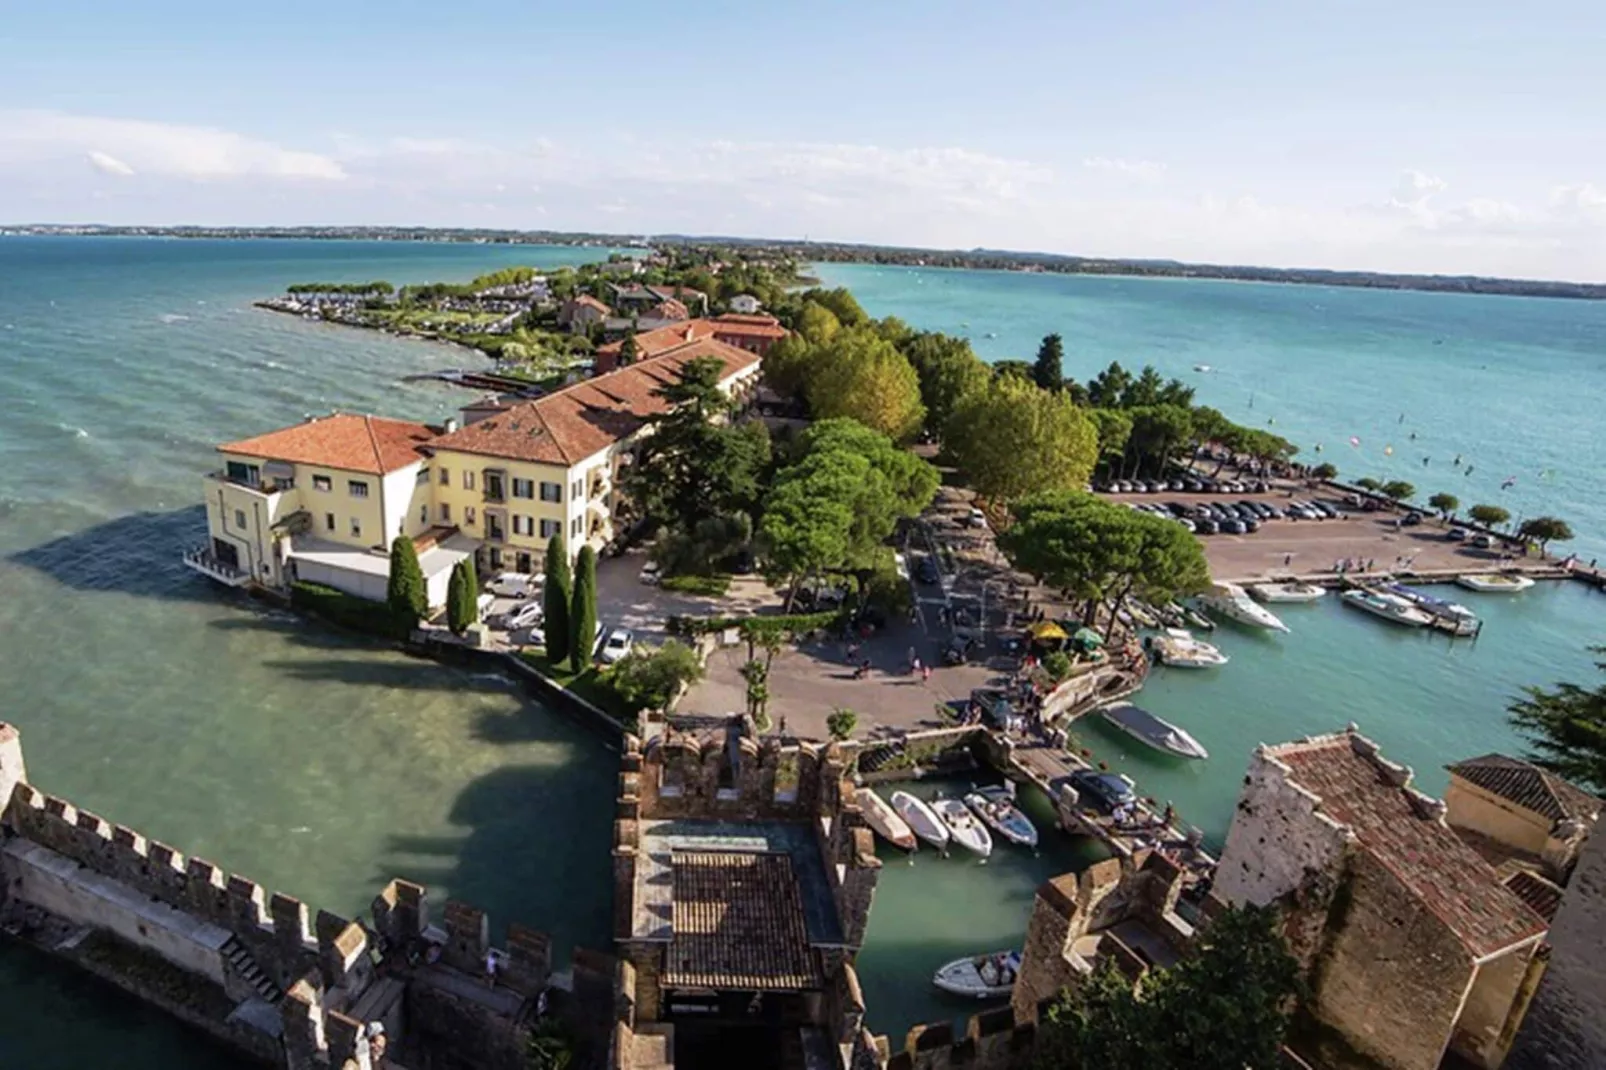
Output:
[
  {"left": 964, "top": 786, "right": 1039, "bottom": 848},
  {"left": 891, "top": 791, "right": 950, "bottom": 850},
  {"left": 934, "top": 797, "right": 993, "bottom": 857},
  {"left": 856, "top": 787, "right": 917, "bottom": 851},
  {"left": 933, "top": 950, "right": 1021, "bottom": 999},
  {"left": 1456, "top": 573, "right": 1536, "bottom": 593}
]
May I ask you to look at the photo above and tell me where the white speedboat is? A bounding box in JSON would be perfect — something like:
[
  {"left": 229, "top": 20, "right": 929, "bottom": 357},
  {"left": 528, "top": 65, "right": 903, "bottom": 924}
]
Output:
[
  {"left": 933, "top": 797, "right": 993, "bottom": 858},
  {"left": 1197, "top": 583, "right": 1289, "bottom": 632},
  {"left": 1249, "top": 582, "right": 1326, "bottom": 603},
  {"left": 856, "top": 787, "right": 917, "bottom": 851},
  {"left": 891, "top": 791, "right": 950, "bottom": 850},
  {"left": 1457, "top": 573, "right": 1536, "bottom": 593},
  {"left": 1382, "top": 584, "right": 1481, "bottom": 636},
  {"left": 933, "top": 950, "right": 1021, "bottom": 999},
  {"left": 1340, "top": 588, "right": 1433, "bottom": 627},
  {"left": 964, "top": 786, "right": 1039, "bottom": 848},
  {"left": 1100, "top": 702, "right": 1209, "bottom": 760},
  {"left": 1149, "top": 627, "right": 1229, "bottom": 668}
]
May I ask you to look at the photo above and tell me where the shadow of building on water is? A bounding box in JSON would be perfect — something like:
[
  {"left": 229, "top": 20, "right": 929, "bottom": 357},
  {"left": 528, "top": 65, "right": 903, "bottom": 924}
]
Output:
[{"left": 8, "top": 506, "right": 217, "bottom": 602}]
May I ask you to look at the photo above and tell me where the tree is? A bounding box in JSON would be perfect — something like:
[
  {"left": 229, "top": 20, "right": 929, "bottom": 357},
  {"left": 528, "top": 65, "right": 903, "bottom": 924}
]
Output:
[
  {"left": 805, "top": 328, "right": 926, "bottom": 442},
  {"left": 1032, "top": 333, "right": 1065, "bottom": 392},
  {"left": 803, "top": 287, "right": 867, "bottom": 327},
  {"left": 618, "top": 328, "right": 638, "bottom": 366},
  {"left": 1469, "top": 504, "right": 1511, "bottom": 528},
  {"left": 794, "top": 418, "right": 939, "bottom": 569},
  {"left": 1509, "top": 650, "right": 1606, "bottom": 794},
  {"left": 1355, "top": 477, "right": 1382, "bottom": 491},
  {"left": 1123, "top": 405, "right": 1194, "bottom": 479},
  {"left": 446, "top": 557, "right": 479, "bottom": 635},
  {"left": 602, "top": 640, "right": 705, "bottom": 714},
  {"left": 543, "top": 535, "right": 572, "bottom": 664},
  {"left": 993, "top": 359, "right": 1035, "bottom": 382},
  {"left": 826, "top": 708, "right": 858, "bottom": 741},
  {"left": 1381, "top": 480, "right": 1416, "bottom": 502},
  {"left": 1086, "top": 361, "right": 1133, "bottom": 407},
  {"left": 740, "top": 658, "right": 772, "bottom": 730},
  {"left": 760, "top": 451, "right": 861, "bottom": 608},
  {"left": 1000, "top": 491, "right": 1209, "bottom": 637},
  {"left": 900, "top": 331, "right": 990, "bottom": 437},
  {"left": 945, "top": 376, "right": 1100, "bottom": 502},
  {"left": 1518, "top": 516, "right": 1574, "bottom": 552},
  {"left": 1088, "top": 409, "right": 1133, "bottom": 471},
  {"left": 386, "top": 536, "right": 427, "bottom": 631},
  {"left": 796, "top": 301, "right": 842, "bottom": 346},
  {"left": 569, "top": 546, "right": 598, "bottom": 672},
  {"left": 1312, "top": 462, "right": 1339, "bottom": 480},
  {"left": 1033, "top": 902, "right": 1300, "bottom": 1070},
  {"left": 1428, "top": 492, "right": 1459, "bottom": 518}
]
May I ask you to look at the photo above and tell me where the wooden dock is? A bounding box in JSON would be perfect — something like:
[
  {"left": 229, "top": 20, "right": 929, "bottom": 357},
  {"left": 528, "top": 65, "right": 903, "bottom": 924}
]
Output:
[{"left": 402, "top": 368, "right": 546, "bottom": 396}]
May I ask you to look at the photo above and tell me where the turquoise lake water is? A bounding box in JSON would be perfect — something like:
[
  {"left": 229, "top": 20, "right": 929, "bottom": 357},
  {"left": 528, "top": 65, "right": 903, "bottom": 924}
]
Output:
[{"left": 0, "top": 239, "right": 1602, "bottom": 1059}]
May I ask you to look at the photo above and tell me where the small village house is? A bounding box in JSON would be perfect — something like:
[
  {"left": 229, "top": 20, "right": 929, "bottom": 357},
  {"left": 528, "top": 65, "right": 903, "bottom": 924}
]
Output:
[{"left": 728, "top": 293, "right": 762, "bottom": 314}]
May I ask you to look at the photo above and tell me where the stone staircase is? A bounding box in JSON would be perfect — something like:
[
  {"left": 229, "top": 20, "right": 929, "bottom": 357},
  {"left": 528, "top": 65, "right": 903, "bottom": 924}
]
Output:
[{"left": 221, "top": 935, "right": 283, "bottom": 1004}]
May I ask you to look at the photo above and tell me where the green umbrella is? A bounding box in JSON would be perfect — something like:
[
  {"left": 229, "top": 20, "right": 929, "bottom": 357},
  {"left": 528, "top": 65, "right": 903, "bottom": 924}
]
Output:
[{"left": 1073, "top": 627, "right": 1104, "bottom": 648}]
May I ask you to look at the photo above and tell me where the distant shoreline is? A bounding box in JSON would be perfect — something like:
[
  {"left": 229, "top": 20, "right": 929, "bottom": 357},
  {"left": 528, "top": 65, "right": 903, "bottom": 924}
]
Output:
[{"left": 6, "top": 225, "right": 1605, "bottom": 301}]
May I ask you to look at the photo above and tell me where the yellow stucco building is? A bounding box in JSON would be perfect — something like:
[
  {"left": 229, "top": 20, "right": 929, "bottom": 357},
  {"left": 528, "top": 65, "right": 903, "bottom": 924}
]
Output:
[{"left": 184, "top": 335, "right": 762, "bottom": 605}]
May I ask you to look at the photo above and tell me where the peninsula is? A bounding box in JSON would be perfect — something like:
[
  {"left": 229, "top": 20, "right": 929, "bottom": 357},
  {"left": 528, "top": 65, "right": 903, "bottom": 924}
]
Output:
[{"left": 11, "top": 222, "right": 1606, "bottom": 300}]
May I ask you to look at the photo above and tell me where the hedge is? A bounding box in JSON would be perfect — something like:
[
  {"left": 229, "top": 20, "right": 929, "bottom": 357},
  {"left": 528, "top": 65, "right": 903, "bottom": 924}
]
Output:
[
  {"left": 290, "top": 581, "right": 408, "bottom": 640},
  {"left": 666, "top": 609, "right": 844, "bottom": 638}
]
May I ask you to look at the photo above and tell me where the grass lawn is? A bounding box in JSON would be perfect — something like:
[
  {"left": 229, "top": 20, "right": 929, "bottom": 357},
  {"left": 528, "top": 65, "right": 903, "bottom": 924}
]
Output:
[
  {"left": 660, "top": 573, "right": 732, "bottom": 597},
  {"left": 518, "top": 650, "right": 635, "bottom": 723}
]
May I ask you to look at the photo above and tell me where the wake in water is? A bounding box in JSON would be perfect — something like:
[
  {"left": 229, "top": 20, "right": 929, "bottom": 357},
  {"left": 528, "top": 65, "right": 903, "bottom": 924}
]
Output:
[
  {"left": 55, "top": 423, "right": 90, "bottom": 439},
  {"left": 159, "top": 313, "right": 191, "bottom": 324}
]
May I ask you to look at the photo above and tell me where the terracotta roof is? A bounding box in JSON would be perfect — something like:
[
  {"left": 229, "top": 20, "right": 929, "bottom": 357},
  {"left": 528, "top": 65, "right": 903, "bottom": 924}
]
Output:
[
  {"left": 711, "top": 314, "right": 788, "bottom": 341},
  {"left": 595, "top": 319, "right": 717, "bottom": 360},
  {"left": 427, "top": 335, "right": 759, "bottom": 466},
  {"left": 1503, "top": 870, "right": 1565, "bottom": 922},
  {"left": 652, "top": 297, "right": 690, "bottom": 321},
  {"left": 1447, "top": 754, "right": 1601, "bottom": 825},
  {"left": 218, "top": 414, "right": 434, "bottom": 474},
  {"left": 1274, "top": 732, "right": 1548, "bottom": 958},
  {"left": 664, "top": 851, "right": 822, "bottom": 991},
  {"left": 572, "top": 295, "right": 611, "bottom": 314}
]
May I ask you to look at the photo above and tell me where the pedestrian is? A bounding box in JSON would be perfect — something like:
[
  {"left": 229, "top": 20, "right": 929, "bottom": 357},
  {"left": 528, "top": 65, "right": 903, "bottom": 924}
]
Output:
[
  {"left": 911, "top": 656, "right": 922, "bottom": 674},
  {"left": 1367, "top": 558, "right": 1375, "bottom": 571},
  {"left": 1591, "top": 558, "right": 1598, "bottom": 570},
  {"left": 1283, "top": 552, "right": 1293, "bottom": 567},
  {"left": 485, "top": 950, "right": 498, "bottom": 989},
  {"left": 921, "top": 665, "right": 932, "bottom": 684}
]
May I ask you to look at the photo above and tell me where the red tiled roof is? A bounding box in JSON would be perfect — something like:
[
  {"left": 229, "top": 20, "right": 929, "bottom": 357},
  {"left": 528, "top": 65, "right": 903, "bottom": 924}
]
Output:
[
  {"left": 596, "top": 319, "right": 716, "bottom": 360},
  {"left": 426, "top": 336, "right": 759, "bottom": 466},
  {"left": 218, "top": 414, "right": 434, "bottom": 474},
  {"left": 1275, "top": 733, "right": 1548, "bottom": 958},
  {"left": 710, "top": 313, "right": 788, "bottom": 340},
  {"left": 572, "top": 295, "right": 611, "bottom": 314},
  {"left": 1447, "top": 754, "right": 1600, "bottom": 825},
  {"left": 1503, "top": 870, "right": 1565, "bottom": 922},
  {"left": 664, "top": 851, "right": 822, "bottom": 991}
]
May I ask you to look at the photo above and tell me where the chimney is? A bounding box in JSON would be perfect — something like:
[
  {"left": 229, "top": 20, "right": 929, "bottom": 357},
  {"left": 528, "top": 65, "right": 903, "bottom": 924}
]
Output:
[
  {"left": 444, "top": 417, "right": 459, "bottom": 434},
  {"left": 684, "top": 325, "right": 694, "bottom": 342}
]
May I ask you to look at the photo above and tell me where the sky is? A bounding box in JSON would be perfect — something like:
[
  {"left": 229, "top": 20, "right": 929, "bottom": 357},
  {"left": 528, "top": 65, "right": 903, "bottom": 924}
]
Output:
[{"left": 1, "top": 1, "right": 1603, "bottom": 280}]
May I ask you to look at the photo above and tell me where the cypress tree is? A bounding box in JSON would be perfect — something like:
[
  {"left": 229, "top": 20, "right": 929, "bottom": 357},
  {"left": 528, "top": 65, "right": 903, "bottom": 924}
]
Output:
[
  {"left": 543, "top": 533, "right": 572, "bottom": 663},
  {"left": 569, "top": 545, "right": 599, "bottom": 673},
  {"left": 1032, "top": 333, "right": 1065, "bottom": 392},
  {"left": 386, "top": 535, "right": 428, "bottom": 631},
  {"left": 446, "top": 557, "right": 479, "bottom": 635}
]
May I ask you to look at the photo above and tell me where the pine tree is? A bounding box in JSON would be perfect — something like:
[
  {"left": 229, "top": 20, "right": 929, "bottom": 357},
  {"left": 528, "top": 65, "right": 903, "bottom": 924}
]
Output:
[
  {"left": 386, "top": 536, "right": 428, "bottom": 631},
  {"left": 569, "top": 545, "right": 598, "bottom": 673},
  {"left": 543, "top": 534, "right": 572, "bottom": 664},
  {"left": 1032, "top": 333, "right": 1065, "bottom": 392},
  {"left": 446, "top": 558, "right": 479, "bottom": 635}
]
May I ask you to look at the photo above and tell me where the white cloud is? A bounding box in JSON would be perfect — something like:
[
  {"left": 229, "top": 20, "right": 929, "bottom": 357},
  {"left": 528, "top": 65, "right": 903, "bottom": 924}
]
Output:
[
  {"left": 0, "top": 109, "right": 344, "bottom": 181},
  {"left": 1551, "top": 183, "right": 1606, "bottom": 217},
  {"left": 1082, "top": 156, "right": 1166, "bottom": 183},
  {"left": 86, "top": 150, "right": 135, "bottom": 177},
  {"left": 1388, "top": 169, "right": 1448, "bottom": 215}
]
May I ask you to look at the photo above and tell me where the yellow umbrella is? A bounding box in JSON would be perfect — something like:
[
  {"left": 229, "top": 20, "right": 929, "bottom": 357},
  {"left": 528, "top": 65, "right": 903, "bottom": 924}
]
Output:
[{"left": 1028, "top": 620, "right": 1069, "bottom": 641}]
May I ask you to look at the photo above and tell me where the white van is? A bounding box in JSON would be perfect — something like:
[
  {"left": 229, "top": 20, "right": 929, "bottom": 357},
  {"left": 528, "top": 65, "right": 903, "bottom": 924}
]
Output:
[{"left": 488, "top": 572, "right": 542, "bottom": 598}]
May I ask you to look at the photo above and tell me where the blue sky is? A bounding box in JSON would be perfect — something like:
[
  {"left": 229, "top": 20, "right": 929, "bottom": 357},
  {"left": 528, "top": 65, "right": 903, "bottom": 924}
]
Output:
[{"left": 2, "top": 1, "right": 1603, "bottom": 279}]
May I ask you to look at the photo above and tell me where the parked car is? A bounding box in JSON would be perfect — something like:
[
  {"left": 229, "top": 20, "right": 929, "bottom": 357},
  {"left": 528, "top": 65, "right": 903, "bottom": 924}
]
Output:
[
  {"left": 600, "top": 628, "right": 634, "bottom": 664},
  {"left": 506, "top": 600, "right": 544, "bottom": 632},
  {"left": 1472, "top": 533, "right": 1497, "bottom": 549},
  {"left": 916, "top": 556, "right": 942, "bottom": 585},
  {"left": 488, "top": 572, "right": 541, "bottom": 598},
  {"left": 638, "top": 560, "right": 662, "bottom": 586},
  {"left": 1447, "top": 527, "right": 1469, "bottom": 541},
  {"left": 968, "top": 506, "right": 989, "bottom": 527},
  {"left": 1067, "top": 770, "right": 1138, "bottom": 814},
  {"left": 1194, "top": 518, "right": 1220, "bottom": 535},
  {"left": 1240, "top": 516, "right": 1260, "bottom": 533},
  {"left": 1183, "top": 478, "right": 1204, "bottom": 492},
  {"left": 1401, "top": 511, "right": 1424, "bottom": 526},
  {"left": 1222, "top": 519, "right": 1247, "bottom": 535}
]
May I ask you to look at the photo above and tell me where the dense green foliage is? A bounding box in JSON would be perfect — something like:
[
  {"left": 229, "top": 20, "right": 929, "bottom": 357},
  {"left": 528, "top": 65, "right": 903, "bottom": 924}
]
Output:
[
  {"left": 826, "top": 708, "right": 859, "bottom": 741},
  {"left": 803, "top": 328, "right": 926, "bottom": 442},
  {"left": 1000, "top": 491, "right": 1210, "bottom": 633},
  {"left": 1033, "top": 903, "right": 1300, "bottom": 1070},
  {"left": 1312, "top": 462, "right": 1339, "bottom": 479},
  {"left": 290, "top": 581, "right": 408, "bottom": 640},
  {"left": 543, "top": 535, "right": 572, "bottom": 664},
  {"left": 667, "top": 609, "right": 842, "bottom": 638},
  {"left": 945, "top": 376, "right": 1100, "bottom": 501},
  {"left": 569, "top": 546, "right": 599, "bottom": 672},
  {"left": 1032, "top": 333, "right": 1065, "bottom": 391},
  {"left": 1509, "top": 648, "right": 1606, "bottom": 794},
  {"left": 386, "top": 536, "right": 428, "bottom": 631},
  {"left": 1380, "top": 480, "right": 1416, "bottom": 501},
  {"left": 601, "top": 640, "right": 705, "bottom": 714},
  {"left": 1469, "top": 503, "right": 1511, "bottom": 527},
  {"left": 446, "top": 557, "right": 479, "bottom": 635},
  {"left": 898, "top": 331, "right": 991, "bottom": 437},
  {"left": 1518, "top": 515, "right": 1574, "bottom": 550},
  {"left": 286, "top": 280, "right": 393, "bottom": 295},
  {"left": 1428, "top": 492, "right": 1459, "bottom": 516}
]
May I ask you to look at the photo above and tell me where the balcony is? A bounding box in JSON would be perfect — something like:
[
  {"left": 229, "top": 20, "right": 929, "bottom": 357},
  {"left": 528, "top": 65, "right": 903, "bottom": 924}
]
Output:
[
  {"left": 482, "top": 468, "right": 507, "bottom": 504},
  {"left": 207, "top": 470, "right": 292, "bottom": 499},
  {"left": 182, "top": 546, "right": 251, "bottom": 588}
]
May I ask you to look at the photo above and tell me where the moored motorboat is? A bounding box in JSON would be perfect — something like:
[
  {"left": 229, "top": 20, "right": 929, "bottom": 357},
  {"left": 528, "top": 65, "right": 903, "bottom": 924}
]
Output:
[
  {"left": 1456, "top": 573, "right": 1536, "bottom": 593},
  {"left": 1197, "top": 583, "right": 1290, "bottom": 632},
  {"left": 1100, "top": 702, "right": 1209, "bottom": 760},
  {"left": 856, "top": 787, "right": 918, "bottom": 851},
  {"left": 1381, "top": 583, "right": 1481, "bottom": 636},
  {"left": 891, "top": 791, "right": 950, "bottom": 850},
  {"left": 1149, "top": 627, "right": 1229, "bottom": 668},
  {"left": 964, "top": 786, "right": 1039, "bottom": 848},
  {"left": 933, "top": 950, "right": 1022, "bottom": 999},
  {"left": 1249, "top": 581, "right": 1326, "bottom": 603},
  {"left": 1340, "top": 588, "right": 1433, "bottom": 627},
  {"left": 933, "top": 797, "right": 993, "bottom": 857}
]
